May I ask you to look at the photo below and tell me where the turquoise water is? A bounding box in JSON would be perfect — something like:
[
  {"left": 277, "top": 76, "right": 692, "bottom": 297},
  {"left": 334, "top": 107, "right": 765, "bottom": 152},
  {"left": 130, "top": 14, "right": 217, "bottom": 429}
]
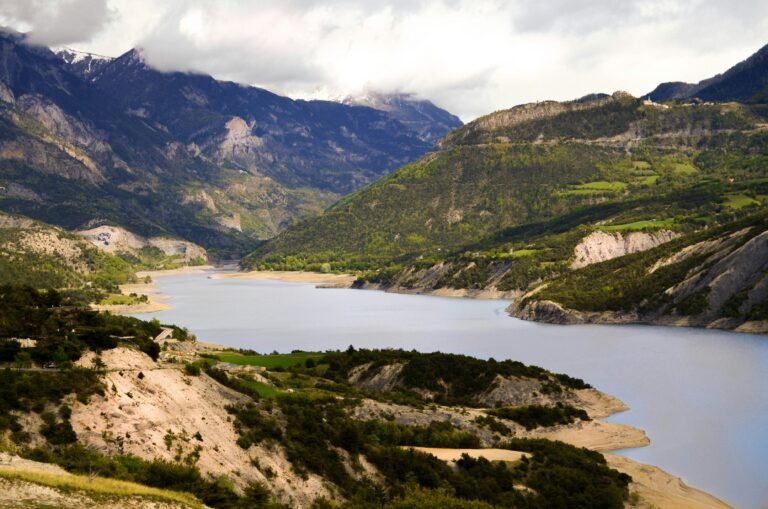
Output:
[{"left": 138, "top": 270, "right": 768, "bottom": 509}]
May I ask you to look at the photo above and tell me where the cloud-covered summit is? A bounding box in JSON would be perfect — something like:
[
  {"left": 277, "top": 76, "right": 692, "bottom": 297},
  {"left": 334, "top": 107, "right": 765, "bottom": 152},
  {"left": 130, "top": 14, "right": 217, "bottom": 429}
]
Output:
[{"left": 1, "top": 0, "right": 767, "bottom": 120}]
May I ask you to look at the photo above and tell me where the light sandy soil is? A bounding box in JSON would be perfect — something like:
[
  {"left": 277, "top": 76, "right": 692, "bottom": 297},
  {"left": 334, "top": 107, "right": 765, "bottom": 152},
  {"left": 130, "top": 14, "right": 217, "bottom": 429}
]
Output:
[
  {"left": 570, "top": 388, "right": 629, "bottom": 418},
  {"left": 403, "top": 447, "right": 527, "bottom": 463},
  {"left": 71, "top": 348, "right": 332, "bottom": 507},
  {"left": 215, "top": 270, "right": 357, "bottom": 286},
  {"left": 136, "top": 265, "right": 216, "bottom": 278},
  {"left": 606, "top": 455, "right": 733, "bottom": 509},
  {"left": 521, "top": 419, "right": 650, "bottom": 452},
  {"left": 356, "top": 281, "right": 521, "bottom": 300}
]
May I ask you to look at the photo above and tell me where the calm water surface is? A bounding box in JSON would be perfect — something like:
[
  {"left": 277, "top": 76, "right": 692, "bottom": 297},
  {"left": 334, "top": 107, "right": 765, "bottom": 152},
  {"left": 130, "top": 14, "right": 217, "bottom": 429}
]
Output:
[{"left": 138, "top": 270, "right": 768, "bottom": 509}]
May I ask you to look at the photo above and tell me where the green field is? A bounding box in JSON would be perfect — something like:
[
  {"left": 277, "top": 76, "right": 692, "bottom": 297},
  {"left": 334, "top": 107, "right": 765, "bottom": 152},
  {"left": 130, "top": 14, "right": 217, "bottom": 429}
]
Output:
[
  {"left": 672, "top": 162, "right": 698, "bottom": 175},
  {"left": 99, "top": 293, "right": 146, "bottom": 305},
  {"left": 0, "top": 468, "right": 204, "bottom": 508},
  {"left": 216, "top": 352, "right": 322, "bottom": 369},
  {"left": 723, "top": 193, "right": 761, "bottom": 209},
  {"left": 636, "top": 175, "right": 660, "bottom": 185},
  {"left": 565, "top": 181, "right": 627, "bottom": 195},
  {"left": 599, "top": 219, "right": 675, "bottom": 231},
  {"left": 508, "top": 249, "right": 539, "bottom": 258},
  {"left": 237, "top": 379, "right": 279, "bottom": 397}
]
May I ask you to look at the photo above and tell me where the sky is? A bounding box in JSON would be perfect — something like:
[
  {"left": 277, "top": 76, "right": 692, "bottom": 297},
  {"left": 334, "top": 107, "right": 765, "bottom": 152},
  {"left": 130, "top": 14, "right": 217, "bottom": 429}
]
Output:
[{"left": 1, "top": 0, "right": 767, "bottom": 121}]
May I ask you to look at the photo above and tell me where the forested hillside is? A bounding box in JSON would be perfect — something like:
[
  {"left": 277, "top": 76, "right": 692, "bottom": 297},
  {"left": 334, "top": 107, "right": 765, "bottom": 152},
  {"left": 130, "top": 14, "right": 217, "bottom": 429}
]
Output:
[{"left": 248, "top": 93, "right": 767, "bottom": 267}]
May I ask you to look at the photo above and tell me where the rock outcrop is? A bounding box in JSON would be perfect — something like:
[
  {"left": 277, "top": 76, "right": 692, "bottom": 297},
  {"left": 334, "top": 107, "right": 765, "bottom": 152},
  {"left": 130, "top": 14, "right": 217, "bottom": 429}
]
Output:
[
  {"left": 571, "top": 230, "right": 679, "bottom": 269},
  {"left": 73, "top": 348, "right": 331, "bottom": 507},
  {"left": 509, "top": 222, "right": 768, "bottom": 333},
  {"left": 78, "top": 225, "right": 208, "bottom": 263}
]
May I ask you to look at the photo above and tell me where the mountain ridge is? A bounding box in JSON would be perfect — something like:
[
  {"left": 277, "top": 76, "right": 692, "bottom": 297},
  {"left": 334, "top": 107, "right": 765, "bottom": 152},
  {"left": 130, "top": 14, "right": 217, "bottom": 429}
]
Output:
[
  {"left": 0, "top": 31, "right": 459, "bottom": 255},
  {"left": 645, "top": 42, "right": 768, "bottom": 103}
]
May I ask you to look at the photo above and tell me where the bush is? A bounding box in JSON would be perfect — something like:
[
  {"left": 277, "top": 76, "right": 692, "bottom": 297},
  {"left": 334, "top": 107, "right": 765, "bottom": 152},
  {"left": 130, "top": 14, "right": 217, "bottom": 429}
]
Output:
[
  {"left": 184, "top": 363, "right": 201, "bottom": 376},
  {"left": 488, "top": 404, "right": 591, "bottom": 430}
]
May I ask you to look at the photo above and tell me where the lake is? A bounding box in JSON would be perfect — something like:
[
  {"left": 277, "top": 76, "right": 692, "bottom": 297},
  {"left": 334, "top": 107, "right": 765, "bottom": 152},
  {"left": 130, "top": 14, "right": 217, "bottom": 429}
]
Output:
[{"left": 137, "top": 270, "right": 768, "bottom": 509}]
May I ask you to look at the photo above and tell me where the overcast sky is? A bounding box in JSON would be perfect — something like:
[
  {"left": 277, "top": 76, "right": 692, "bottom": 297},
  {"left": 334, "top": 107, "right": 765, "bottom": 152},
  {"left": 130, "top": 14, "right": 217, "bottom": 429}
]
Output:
[{"left": 1, "top": 0, "right": 767, "bottom": 120}]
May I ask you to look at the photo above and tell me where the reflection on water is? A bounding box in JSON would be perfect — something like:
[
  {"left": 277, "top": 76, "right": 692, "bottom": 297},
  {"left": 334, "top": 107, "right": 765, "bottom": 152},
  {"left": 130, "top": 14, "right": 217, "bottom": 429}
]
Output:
[{"left": 138, "top": 271, "right": 768, "bottom": 509}]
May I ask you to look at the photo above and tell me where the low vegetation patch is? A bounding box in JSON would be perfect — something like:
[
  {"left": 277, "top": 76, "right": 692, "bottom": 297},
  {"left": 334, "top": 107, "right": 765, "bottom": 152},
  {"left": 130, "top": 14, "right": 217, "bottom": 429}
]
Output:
[
  {"left": 598, "top": 219, "right": 675, "bottom": 231},
  {"left": 227, "top": 392, "right": 630, "bottom": 509},
  {"left": 23, "top": 445, "right": 279, "bottom": 509},
  {"left": 215, "top": 351, "right": 322, "bottom": 369},
  {"left": 487, "top": 404, "right": 591, "bottom": 430},
  {"left": 0, "top": 467, "right": 206, "bottom": 508},
  {"left": 320, "top": 348, "right": 590, "bottom": 406}
]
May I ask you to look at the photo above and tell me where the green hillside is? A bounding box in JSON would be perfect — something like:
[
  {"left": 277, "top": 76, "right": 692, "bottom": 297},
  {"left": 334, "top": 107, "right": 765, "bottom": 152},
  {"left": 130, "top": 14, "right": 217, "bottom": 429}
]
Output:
[
  {"left": 245, "top": 93, "right": 768, "bottom": 331},
  {"left": 0, "top": 214, "right": 139, "bottom": 301},
  {"left": 246, "top": 94, "right": 767, "bottom": 273},
  {"left": 509, "top": 209, "right": 768, "bottom": 330}
]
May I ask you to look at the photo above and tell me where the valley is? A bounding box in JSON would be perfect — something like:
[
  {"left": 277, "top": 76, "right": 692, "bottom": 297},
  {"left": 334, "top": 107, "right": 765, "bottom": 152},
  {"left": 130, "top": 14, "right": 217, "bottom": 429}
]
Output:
[{"left": 0, "top": 13, "right": 766, "bottom": 509}]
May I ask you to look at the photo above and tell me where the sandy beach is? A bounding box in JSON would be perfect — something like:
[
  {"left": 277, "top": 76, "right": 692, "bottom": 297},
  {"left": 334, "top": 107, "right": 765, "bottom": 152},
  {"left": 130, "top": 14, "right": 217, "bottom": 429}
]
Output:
[
  {"left": 606, "top": 455, "right": 732, "bottom": 509},
  {"left": 91, "top": 280, "right": 170, "bottom": 314},
  {"left": 92, "top": 266, "right": 216, "bottom": 315},
  {"left": 214, "top": 270, "right": 357, "bottom": 286},
  {"left": 522, "top": 419, "right": 650, "bottom": 452},
  {"left": 136, "top": 265, "right": 217, "bottom": 279}
]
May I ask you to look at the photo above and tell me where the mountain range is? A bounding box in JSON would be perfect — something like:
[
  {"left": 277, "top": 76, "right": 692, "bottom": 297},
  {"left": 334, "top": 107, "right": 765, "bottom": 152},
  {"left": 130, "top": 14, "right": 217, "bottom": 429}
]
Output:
[
  {"left": 2, "top": 26, "right": 768, "bottom": 331},
  {"left": 0, "top": 30, "right": 460, "bottom": 255}
]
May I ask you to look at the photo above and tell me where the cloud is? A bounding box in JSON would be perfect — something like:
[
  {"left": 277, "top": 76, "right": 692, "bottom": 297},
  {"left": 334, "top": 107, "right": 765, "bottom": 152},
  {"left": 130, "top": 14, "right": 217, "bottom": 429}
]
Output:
[
  {"left": 0, "top": 0, "right": 113, "bottom": 46},
  {"left": 2, "top": 0, "right": 767, "bottom": 120}
]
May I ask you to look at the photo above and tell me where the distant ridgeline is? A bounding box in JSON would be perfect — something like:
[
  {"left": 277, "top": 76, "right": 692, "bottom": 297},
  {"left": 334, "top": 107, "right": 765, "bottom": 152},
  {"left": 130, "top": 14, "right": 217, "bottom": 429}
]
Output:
[
  {"left": 248, "top": 42, "right": 768, "bottom": 332},
  {"left": 0, "top": 30, "right": 460, "bottom": 258}
]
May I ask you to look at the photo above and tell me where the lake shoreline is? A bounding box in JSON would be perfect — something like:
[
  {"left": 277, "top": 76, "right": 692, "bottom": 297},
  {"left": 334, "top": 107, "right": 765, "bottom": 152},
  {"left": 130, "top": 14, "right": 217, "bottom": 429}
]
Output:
[
  {"left": 93, "top": 265, "right": 218, "bottom": 315},
  {"left": 95, "top": 268, "right": 759, "bottom": 507},
  {"left": 507, "top": 298, "right": 768, "bottom": 335}
]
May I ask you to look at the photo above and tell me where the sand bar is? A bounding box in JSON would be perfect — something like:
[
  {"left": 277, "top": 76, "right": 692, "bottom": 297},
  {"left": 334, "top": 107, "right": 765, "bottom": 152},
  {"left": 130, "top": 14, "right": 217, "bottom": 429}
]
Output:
[
  {"left": 606, "top": 455, "right": 733, "bottom": 509},
  {"left": 402, "top": 447, "right": 527, "bottom": 463},
  {"left": 521, "top": 419, "right": 650, "bottom": 452},
  {"left": 136, "top": 265, "right": 217, "bottom": 278},
  {"left": 214, "top": 270, "right": 356, "bottom": 286}
]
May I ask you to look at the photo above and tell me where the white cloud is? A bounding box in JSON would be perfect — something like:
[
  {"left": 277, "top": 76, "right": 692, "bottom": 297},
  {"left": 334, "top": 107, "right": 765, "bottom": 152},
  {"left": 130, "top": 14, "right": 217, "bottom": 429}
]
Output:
[
  {"left": 0, "top": 0, "right": 113, "bottom": 46},
  {"left": 1, "top": 0, "right": 767, "bottom": 120}
]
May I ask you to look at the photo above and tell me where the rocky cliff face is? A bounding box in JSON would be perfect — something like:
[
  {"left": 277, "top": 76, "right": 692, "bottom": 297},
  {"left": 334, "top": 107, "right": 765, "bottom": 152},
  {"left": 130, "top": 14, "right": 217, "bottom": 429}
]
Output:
[
  {"left": 439, "top": 92, "right": 629, "bottom": 147},
  {"left": 571, "top": 230, "right": 679, "bottom": 269},
  {"left": 509, "top": 219, "right": 768, "bottom": 333},
  {"left": 73, "top": 348, "right": 331, "bottom": 507},
  {"left": 78, "top": 225, "right": 208, "bottom": 263},
  {"left": 82, "top": 48, "right": 442, "bottom": 194},
  {"left": 342, "top": 92, "right": 463, "bottom": 145}
]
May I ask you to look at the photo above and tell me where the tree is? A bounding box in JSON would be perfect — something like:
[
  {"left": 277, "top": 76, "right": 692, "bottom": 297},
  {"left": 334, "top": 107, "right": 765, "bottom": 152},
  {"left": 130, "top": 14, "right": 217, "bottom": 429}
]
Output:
[
  {"left": 14, "top": 351, "right": 32, "bottom": 369},
  {"left": 0, "top": 340, "right": 21, "bottom": 362}
]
